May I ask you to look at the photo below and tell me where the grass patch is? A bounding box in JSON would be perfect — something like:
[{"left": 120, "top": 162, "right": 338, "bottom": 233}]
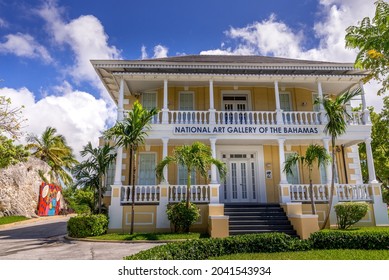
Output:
[
  {"left": 0, "top": 216, "right": 29, "bottom": 225},
  {"left": 88, "top": 232, "right": 208, "bottom": 241},
  {"left": 211, "top": 249, "right": 389, "bottom": 260}
]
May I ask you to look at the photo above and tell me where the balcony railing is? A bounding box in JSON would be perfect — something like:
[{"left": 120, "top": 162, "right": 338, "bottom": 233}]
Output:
[
  {"left": 124, "top": 110, "right": 368, "bottom": 126},
  {"left": 289, "top": 183, "right": 371, "bottom": 202},
  {"left": 120, "top": 185, "right": 210, "bottom": 204}
]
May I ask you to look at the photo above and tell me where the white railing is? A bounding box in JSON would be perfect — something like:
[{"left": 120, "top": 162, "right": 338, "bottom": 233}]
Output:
[
  {"left": 169, "top": 185, "right": 210, "bottom": 203},
  {"left": 346, "top": 111, "right": 364, "bottom": 125},
  {"left": 120, "top": 185, "right": 160, "bottom": 203},
  {"left": 169, "top": 111, "right": 209, "bottom": 124},
  {"left": 289, "top": 184, "right": 371, "bottom": 202},
  {"left": 124, "top": 109, "right": 368, "bottom": 126},
  {"left": 215, "top": 111, "right": 277, "bottom": 125},
  {"left": 283, "top": 111, "right": 321, "bottom": 125},
  {"left": 337, "top": 184, "right": 370, "bottom": 201}
]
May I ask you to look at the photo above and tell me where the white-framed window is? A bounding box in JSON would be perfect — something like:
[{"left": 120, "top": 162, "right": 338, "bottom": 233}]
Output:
[
  {"left": 104, "top": 162, "right": 116, "bottom": 191},
  {"left": 138, "top": 153, "right": 156, "bottom": 185},
  {"left": 142, "top": 92, "right": 157, "bottom": 110},
  {"left": 179, "top": 92, "right": 194, "bottom": 110},
  {"left": 285, "top": 152, "right": 300, "bottom": 184},
  {"left": 178, "top": 164, "right": 196, "bottom": 185},
  {"left": 319, "top": 160, "right": 339, "bottom": 184},
  {"left": 280, "top": 92, "right": 292, "bottom": 111}
]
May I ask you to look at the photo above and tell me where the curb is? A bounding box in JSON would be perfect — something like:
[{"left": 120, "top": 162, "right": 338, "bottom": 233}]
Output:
[
  {"left": 64, "top": 235, "right": 188, "bottom": 244},
  {"left": 0, "top": 214, "right": 75, "bottom": 230}
]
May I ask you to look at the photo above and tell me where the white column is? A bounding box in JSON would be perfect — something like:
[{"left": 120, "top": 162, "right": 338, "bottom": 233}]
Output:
[
  {"left": 161, "top": 137, "right": 169, "bottom": 184},
  {"left": 117, "top": 78, "right": 124, "bottom": 121},
  {"left": 365, "top": 137, "right": 378, "bottom": 183},
  {"left": 209, "top": 79, "right": 216, "bottom": 124},
  {"left": 209, "top": 137, "right": 217, "bottom": 184},
  {"left": 113, "top": 78, "right": 124, "bottom": 185},
  {"left": 360, "top": 81, "right": 371, "bottom": 124},
  {"left": 322, "top": 137, "right": 332, "bottom": 184},
  {"left": 278, "top": 138, "right": 288, "bottom": 184},
  {"left": 317, "top": 81, "right": 327, "bottom": 124},
  {"left": 274, "top": 80, "right": 284, "bottom": 124},
  {"left": 162, "top": 79, "right": 169, "bottom": 124}
]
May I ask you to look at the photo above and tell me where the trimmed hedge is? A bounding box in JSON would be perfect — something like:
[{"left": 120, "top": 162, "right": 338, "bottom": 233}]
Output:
[
  {"left": 310, "top": 229, "right": 389, "bottom": 250},
  {"left": 334, "top": 202, "right": 369, "bottom": 229},
  {"left": 125, "top": 233, "right": 310, "bottom": 260},
  {"left": 67, "top": 214, "right": 108, "bottom": 238}
]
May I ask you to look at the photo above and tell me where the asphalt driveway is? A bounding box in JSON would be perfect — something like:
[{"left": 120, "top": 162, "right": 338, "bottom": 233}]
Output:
[{"left": 0, "top": 215, "right": 160, "bottom": 260}]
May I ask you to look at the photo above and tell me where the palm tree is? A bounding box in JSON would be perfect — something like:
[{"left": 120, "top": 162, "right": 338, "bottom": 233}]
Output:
[
  {"left": 26, "top": 126, "right": 77, "bottom": 186},
  {"left": 314, "top": 87, "right": 361, "bottom": 228},
  {"left": 155, "top": 141, "right": 227, "bottom": 209},
  {"left": 73, "top": 142, "right": 116, "bottom": 213},
  {"left": 104, "top": 100, "right": 158, "bottom": 234},
  {"left": 283, "top": 144, "right": 331, "bottom": 214}
]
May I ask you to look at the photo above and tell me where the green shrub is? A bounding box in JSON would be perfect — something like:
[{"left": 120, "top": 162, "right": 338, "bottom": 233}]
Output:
[
  {"left": 67, "top": 214, "right": 108, "bottom": 238},
  {"left": 125, "top": 233, "right": 310, "bottom": 260},
  {"left": 166, "top": 201, "right": 200, "bottom": 233},
  {"left": 334, "top": 202, "right": 369, "bottom": 229},
  {"left": 309, "top": 229, "right": 389, "bottom": 250}
]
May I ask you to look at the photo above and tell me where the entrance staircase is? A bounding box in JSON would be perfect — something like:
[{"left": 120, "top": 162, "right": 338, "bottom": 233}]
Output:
[{"left": 224, "top": 203, "right": 298, "bottom": 238}]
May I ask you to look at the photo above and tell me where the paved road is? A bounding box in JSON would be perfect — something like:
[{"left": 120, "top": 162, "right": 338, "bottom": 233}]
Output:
[{"left": 0, "top": 216, "right": 160, "bottom": 260}]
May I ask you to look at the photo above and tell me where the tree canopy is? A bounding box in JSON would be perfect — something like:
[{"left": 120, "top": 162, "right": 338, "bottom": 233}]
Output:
[
  {"left": 345, "top": 0, "right": 389, "bottom": 95},
  {"left": 0, "top": 96, "right": 26, "bottom": 139}
]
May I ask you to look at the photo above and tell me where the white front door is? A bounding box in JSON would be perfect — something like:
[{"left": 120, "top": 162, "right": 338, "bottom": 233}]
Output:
[
  {"left": 223, "top": 155, "right": 258, "bottom": 203},
  {"left": 222, "top": 95, "right": 248, "bottom": 124}
]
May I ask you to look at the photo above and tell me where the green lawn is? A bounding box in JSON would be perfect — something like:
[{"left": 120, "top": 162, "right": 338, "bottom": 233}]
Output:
[
  {"left": 88, "top": 232, "right": 208, "bottom": 241},
  {"left": 0, "top": 216, "right": 29, "bottom": 225},
  {"left": 211, "top": 249, "right": 389, "bottom": 260}
]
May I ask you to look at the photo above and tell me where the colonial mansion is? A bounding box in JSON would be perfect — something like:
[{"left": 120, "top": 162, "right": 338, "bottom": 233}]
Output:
[{"left": 92, "top": 55, "right": 388, "bottom": 238}]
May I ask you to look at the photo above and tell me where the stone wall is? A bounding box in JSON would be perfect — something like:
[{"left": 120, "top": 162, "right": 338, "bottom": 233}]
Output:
[{"left": 0, "top": 157, "right": 51, "bottom": 218}]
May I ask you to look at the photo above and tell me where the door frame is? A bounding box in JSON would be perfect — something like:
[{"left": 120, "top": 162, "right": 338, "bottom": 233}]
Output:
[{"left": 217, "top": 145, "right": 266, "bottom": 203}]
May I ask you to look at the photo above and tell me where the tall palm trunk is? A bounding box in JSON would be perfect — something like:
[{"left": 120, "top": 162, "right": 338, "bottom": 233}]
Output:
[
  {"left": 308, "top": 168, "right": 316, "bottom": 215},
  {"left": 186, "top": 169, "right": 191, "bottom": 209},
  {"left": 127, "top": 148, "right": 133, "bottom": 201},
  {"left": 130, "top": 148, "right": 137, "bottom": 235},
  {"left": 322, "top": 137, "right": 336, "bottom": 229},
  {"left": 98, "top": 175, "right": 103, "bottom": 214}
]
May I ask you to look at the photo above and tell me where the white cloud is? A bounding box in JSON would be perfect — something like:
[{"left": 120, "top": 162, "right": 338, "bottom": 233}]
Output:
[
  {"left": 0, "top": 85, "right": 114, "bottom": 160},
  {"left": 0, "top": 33, "right": 53, "bottom": 63},
  {"left": 0, "top": 18, "right": 7, "bottom": 28},
  {"left": 37, "top": 0, "right": 121, "bottom": 89},
  {"left": 141, "top": 45, "right": 148, "bottom": 59},
  {"left": 200, "top": 1, "right": 383, "bottom": 110},
  {"left": 153, "top": 44, "right": 168, "bottom": 58}
]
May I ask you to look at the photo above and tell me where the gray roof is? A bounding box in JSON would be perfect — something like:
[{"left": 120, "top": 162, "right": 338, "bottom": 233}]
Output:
[{"left": 136, "top": 54, "right": 349, "bottom": 65}]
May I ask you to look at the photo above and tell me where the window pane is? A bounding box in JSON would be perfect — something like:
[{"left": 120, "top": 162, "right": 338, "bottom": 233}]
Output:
[
  {"left": 285, "top": 153, "right": 299, "bottom": 184},
  {"left": 138, "top": 154, "right": 156, "bottom": 185},
  {"left": 178, "top": 164, "right": 196, "bottom": 185}
]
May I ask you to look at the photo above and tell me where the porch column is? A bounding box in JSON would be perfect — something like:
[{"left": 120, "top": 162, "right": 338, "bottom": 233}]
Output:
[
  {"left": 278, "top": 138, "right": 288, "bottom": 184},
  {"left": 161, "top": 137, "right": 169, "bottom": 184},
  {"left": 360, "top": 82, "right": 371, "bottom": 124},
  {"left": 209, "top": 137, "right": 218, "bottom": 184},
  {"left": 322, "top": 137, "right": 332, "bottom": 184},
  {"left": 113, "top": 78, "right": 124, "bottom": 185},
  {"left": 274, "top": 81, "right": 284, "bottom": 124},
  {"left": 209, "top": 79, "right": 216, "bottom": 124},
  {"left": 365, "top": 137, "right": 378, "bottom": 183},
  {"left": 278, "top": 138, "right": 290, "bottom": 203},
  {"left": 317, "top": 81, "right": 327, "bottom": 124},
  {"left": 162, "top": 79, "right": 169, "bottom": 124}
]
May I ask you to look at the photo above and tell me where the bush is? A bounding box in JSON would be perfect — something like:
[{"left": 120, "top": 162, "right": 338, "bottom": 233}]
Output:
[
  {"left": 67, "top": 214, "right": 108, "bottom": 238},
  {"left": 125, "top": 233, "right": 310, "bottom": 260},
  {"left": 166, "top": 201, "right": 200, "bottom": 233},
  {"left": 334, "top": 202, "right": 369, "bottom": 229},
  {"left": 309, "top": 229, "right": 389, "bottom": 250}
]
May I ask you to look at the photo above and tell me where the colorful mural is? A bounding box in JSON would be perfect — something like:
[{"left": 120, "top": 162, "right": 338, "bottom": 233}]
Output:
[{"left": 37, "top": 182, "right": 62, "bottom": 216}]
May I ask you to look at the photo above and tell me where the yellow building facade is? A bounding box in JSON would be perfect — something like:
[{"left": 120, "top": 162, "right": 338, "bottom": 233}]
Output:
[{"left": 93, "top": 55, "right": 389, "bottom": 238}]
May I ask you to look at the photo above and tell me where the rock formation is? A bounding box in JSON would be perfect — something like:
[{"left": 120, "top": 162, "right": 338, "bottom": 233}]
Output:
[{"left": 0, "top": 157, "right": 52, "bottom": 218}]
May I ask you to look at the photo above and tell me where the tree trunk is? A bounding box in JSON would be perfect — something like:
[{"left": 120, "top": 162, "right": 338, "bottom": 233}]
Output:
[
  {"left": 98, "top": 175, "right": 103, "bottom": 214},
  {"left": 127, "top": 149, "right": 133, "bottom": 201},
  {"left": 321, "top": 137, "right": 336, "bottom": 229},
  {"left": 309, "top": 178, "right": 316, "bottom": 215},
  {"left": 130, "top": 149, "right": 137, "bottom": 235},
  {"left": 186, "top": 169, "right": 191, "bottom": 209}
]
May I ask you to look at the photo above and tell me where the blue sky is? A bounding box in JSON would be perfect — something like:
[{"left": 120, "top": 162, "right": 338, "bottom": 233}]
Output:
[{"left": 0, "top": 0, "right": 381, "bottom": 156}]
